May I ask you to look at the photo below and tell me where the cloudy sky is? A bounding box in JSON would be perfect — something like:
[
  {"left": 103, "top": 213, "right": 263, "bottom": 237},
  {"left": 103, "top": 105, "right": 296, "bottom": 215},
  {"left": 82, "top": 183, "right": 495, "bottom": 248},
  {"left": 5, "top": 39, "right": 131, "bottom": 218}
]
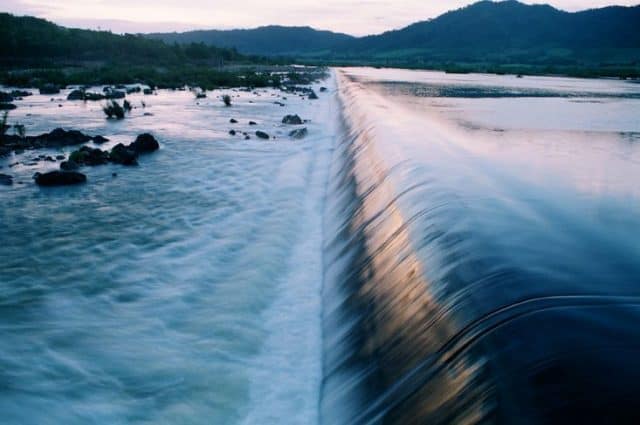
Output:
[{"left": 2, "top": 0, "right": 638, "bottom": 35}]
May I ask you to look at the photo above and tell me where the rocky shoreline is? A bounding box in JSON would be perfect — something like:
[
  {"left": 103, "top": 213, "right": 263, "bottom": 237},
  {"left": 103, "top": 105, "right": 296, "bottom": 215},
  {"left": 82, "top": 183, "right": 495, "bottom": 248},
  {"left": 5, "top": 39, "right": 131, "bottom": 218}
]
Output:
[{"left": 1, "top": 79, "right": 326, "bottom": 187}]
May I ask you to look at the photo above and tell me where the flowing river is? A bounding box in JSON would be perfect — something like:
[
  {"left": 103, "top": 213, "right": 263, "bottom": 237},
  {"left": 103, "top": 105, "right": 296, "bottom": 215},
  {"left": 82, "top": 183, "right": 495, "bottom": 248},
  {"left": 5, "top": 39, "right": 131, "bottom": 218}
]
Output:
[{"left": 1, "top": 68, "right": 640, "bottom": 424}]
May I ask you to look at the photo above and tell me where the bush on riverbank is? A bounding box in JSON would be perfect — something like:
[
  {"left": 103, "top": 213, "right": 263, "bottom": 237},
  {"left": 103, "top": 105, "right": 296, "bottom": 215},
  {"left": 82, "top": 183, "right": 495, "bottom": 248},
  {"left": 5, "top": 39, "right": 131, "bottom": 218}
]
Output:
[{"left": 0, "top": 65, "right": 295, "bottom": 91}]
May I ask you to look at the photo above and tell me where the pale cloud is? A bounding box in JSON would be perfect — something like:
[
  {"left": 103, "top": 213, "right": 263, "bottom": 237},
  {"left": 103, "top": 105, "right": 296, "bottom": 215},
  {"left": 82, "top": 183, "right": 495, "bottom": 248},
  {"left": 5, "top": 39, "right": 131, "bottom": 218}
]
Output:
[{"left": 2, "top": 0, "right": 639, "bottom": 35}]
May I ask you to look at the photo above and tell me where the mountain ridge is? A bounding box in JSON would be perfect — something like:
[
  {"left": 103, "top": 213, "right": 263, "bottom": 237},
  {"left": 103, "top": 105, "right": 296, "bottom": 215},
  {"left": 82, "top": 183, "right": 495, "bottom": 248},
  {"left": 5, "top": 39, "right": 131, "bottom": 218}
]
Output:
[{"left": 148, "top": 0, "right": 640, "bottom": 57}]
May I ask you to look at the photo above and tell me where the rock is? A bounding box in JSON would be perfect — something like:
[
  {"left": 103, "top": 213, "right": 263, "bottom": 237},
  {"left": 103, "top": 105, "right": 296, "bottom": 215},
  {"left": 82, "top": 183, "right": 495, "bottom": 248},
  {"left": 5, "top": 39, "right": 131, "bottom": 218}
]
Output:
[
  {"left": 308, "top": 90, "right": 319, "bottom": 100},
  {"left": 289, "top": 127, "right": 308, "bottom": 139},
  {"left": 249, "top": 121, "right": 257, "bottom": 126},
  {"left": 60, "top": 161, "right": 79, "bottom": 171},
  {"left": 196, "top": 92, "right": 207, "bottom": 99},
  {"left": 11, "top": 90, "right": 32, "bottom": 98},
  {"left": 282, "top": 114, "right": 303, "bottom": 125},
  {"left": 319, "top": 87, "right": 328, "bottom": 92},
  {"left": 126, "top": 86, "right": 141, "bottom": 94},
  {"left": 130, "top": 133, "right": 159, "bottom": 153},
  {"left": 255, "top": 131, "right": 270, "bottom": 140},
  {"left": 230, "top": 118, "right": 238, "bottom": 123},
  {"left": 44, "top": 156, "right": 55, "bottom": 162},
  {"left": 56, "top": 155, "right": 66, "bottom": 160},
  {"left": 109, "top": 144, "right": 139, "bottom": 166},
  {"left": 245, "top": 135, "right": 251, "bottom": 140},
  {"left": 0, "top": 173, "right": 13, "bottom": 186},
  {"left": 92, "top": 135, "right": 109, "bottom": 144},
  {"left": 0, "top": 103, "right": 17, "bottom": 110},
  {"left": 34, "top": 171, "right": 86, "bottom": 186},
  {"left": 105, "top": 90, "right": 126, "bottom": 99},
  {"left": 67, "top": 89, "right": 85, "bottom": 100},
  {"left": 39, "top": 84, "right": 61, "bottom": 95},
  {"left": 29, "top": 128, "right": 96, "bottom": 147},
  {"left": 229, "top": 130, "right": 237, "bottom": 136},
  {"left": 143, "top": 88, "right": 153, "bottom": 95},
  {"left": 0, "top": 91, "right": 13, "bottom": 102},
  {"left": 69, "top": 146, "right": 110, "bottom": 166}
]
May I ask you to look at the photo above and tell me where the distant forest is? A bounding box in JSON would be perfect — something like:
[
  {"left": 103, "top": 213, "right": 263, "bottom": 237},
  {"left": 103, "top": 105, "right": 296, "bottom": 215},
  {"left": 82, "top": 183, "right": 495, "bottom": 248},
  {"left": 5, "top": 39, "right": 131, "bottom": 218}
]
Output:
[{"left": 0, "top": 13, "right": 255, "bottom": 68}]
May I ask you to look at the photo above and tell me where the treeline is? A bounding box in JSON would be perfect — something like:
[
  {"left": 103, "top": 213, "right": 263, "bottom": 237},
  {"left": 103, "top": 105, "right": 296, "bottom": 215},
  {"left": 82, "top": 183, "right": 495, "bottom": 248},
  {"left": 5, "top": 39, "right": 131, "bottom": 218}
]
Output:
[
  {"left": 0, "top": 65, "right": 285, "bottom": 90},
  {"left": 0, "top": 13, "right": 261, "bottom": 68}
]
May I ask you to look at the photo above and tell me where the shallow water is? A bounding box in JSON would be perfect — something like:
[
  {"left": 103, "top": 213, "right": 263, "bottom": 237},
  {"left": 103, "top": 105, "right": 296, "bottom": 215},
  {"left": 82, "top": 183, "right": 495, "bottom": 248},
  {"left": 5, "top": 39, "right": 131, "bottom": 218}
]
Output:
[{"left": 0, "top": 81, "right": 336, "bottom": 424}]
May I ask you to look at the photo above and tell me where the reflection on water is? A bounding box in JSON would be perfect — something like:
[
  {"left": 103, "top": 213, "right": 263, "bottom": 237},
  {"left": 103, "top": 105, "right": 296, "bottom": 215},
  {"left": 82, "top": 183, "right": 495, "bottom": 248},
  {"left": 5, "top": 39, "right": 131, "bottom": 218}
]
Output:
[{"left": 322, "top": 68, "right": 640, "bottom": 424}]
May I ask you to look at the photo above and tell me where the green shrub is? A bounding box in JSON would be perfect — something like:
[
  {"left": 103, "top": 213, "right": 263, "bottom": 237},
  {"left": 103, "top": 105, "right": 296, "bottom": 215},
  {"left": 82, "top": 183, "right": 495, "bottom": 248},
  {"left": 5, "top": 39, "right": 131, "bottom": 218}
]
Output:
[{"left": 102, "top": 100, "right": 125, "bottom": 119}]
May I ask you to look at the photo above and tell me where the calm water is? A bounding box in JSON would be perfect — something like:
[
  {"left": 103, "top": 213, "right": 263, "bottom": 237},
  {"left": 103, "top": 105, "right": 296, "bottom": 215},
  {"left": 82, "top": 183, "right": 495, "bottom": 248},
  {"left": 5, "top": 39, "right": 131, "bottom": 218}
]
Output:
[{"left": 2, "top": 68, "right": 640, "bottom": 424}]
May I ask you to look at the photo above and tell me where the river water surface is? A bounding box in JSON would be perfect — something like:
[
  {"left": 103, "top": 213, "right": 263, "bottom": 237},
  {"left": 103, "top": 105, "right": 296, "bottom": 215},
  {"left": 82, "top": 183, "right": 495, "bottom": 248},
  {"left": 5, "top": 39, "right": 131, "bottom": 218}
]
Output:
[{"left": 2, "top": 68, "right": 640, "bottom": 424}]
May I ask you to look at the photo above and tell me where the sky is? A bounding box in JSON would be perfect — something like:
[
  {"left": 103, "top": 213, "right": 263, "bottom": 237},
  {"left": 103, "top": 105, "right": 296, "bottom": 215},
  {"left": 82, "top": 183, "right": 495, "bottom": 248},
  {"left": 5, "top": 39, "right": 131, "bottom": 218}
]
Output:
[{"left": 2, "top": 0, "right": 638, "bottom": 35}]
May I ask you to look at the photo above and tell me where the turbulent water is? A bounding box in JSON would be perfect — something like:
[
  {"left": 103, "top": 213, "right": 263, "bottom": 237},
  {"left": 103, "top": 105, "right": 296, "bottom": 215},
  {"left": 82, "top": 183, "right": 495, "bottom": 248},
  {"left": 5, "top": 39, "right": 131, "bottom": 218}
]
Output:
[
  {"left": 321, "top": 68, "right": 640, "bottom": 425},
  {"left": 0, "top": 81, "right": 337, "bottom": 424},
  {"left": 1, "top": 69, "right": 640, "bottom": 424}
]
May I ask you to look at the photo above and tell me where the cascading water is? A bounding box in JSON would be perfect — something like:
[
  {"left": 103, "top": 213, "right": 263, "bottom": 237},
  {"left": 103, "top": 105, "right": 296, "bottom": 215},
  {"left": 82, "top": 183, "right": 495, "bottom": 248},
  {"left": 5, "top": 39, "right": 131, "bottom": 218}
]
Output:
[{"left": 320, "top": 69, "right": 640, "bottom": 424}]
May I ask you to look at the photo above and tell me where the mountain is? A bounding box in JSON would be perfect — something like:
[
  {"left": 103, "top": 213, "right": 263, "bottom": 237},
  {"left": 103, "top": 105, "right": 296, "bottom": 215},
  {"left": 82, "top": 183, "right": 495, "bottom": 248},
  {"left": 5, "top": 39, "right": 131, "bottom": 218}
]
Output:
[
  {"left": 149, "top": 26, "right": 355, "bottom": 56},
  {"left": 345, "top": 1, "right": 640, "bottom": 54},
  {"left": 148, "top": 0, "right": 640, "bottom": 71},
  {"left": 0, "top": 13, "right": 245, "bottom": 67}
]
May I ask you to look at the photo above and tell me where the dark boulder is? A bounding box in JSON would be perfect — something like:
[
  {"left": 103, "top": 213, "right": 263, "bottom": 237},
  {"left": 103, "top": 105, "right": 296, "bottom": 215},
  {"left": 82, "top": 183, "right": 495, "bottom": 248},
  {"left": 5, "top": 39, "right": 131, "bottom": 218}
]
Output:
[
  {"left": 60, "top": 161, "right": 79, "bottom": 171},
  {"left": 230, "top": 118, "right": 238, "bottom": 123},
  {"left": 69, "top": 146, "right": 109, "bottom": 166},
  {"left": 11, "top": 90, "right": 32, "bottom": 98},
  {"left": 67, "top": 90, "right": 85, "bottom": 101},
  {"left": 33, "top": 128, "right": 94, "bottom": 147},
  {"left": 56, "top": 155, "right": 66, "bottom": 160},
  {"left": 0, "top": 103, "right": 17, "bottom": 110},
  {"left": 93, "top": 135, "right": 109, "bottom": 144},
  {"left": 39, "top": 84, "right": 61, "bottom": 95},
  {"left": 256, "top": 131, "right": 270, "bottom": 140},
  {"left": 249, "top": 121, "right": 257, "bottom": 126},
  {"left": 282, "top": 114, "right": 303, "bottom": 125},
  {"left": 319, "top": 87, "right": 328, "bottom": 92},
  {"left": 0, "top": 91, "right": 13, "bottom": 102},
  {"left": 308, "top": 90, "right": 319, "bottom": 100},
  {"left": 34, "top": 171, "right": 86, "bottom": 186},
  {"left": 109, "top": 144, "right": 139, "bottom": 166},
  {"left": 143, "top": 88, "right": 153, "bottom": 95},
  {"left": 130, "top": 133, "right": 159, "bottom": 153},
  {"left": 229, "top": 130, "right": 237, "bottom": 136},
  {"left": 0, "top": 173, "right": 13, "bottom": 186},
  {"left": 106, "top": 90, "right": 126, "bottom": 99},
  {"left": 289, "top": 127, "right": 308, "bottom": 139}
]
